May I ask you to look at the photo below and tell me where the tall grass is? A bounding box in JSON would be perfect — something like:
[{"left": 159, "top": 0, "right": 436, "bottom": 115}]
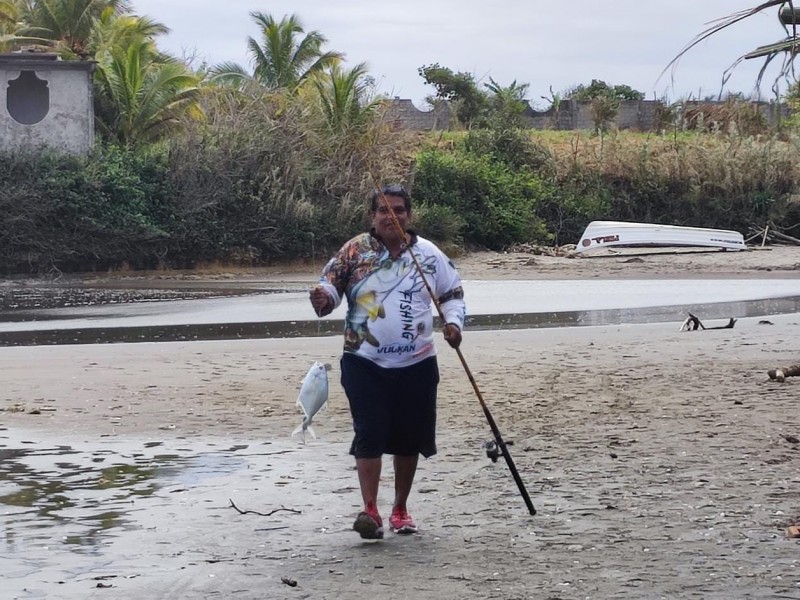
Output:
[
  {"left": 414, "top": 128, "right": 800, "bottom": 247},
  {"left": 163, "top": 92, "right": 417, "bottom": 265},
  {"left": 546, "top": 130, "right": 798, "bottom": 235}
]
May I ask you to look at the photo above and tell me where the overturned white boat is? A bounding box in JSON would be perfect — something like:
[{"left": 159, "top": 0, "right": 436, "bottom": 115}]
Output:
[{"left": 575, "top": 221, "right": 746, "bottom": 254}]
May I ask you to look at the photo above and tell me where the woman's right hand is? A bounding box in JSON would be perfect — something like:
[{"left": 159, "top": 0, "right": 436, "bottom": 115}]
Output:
[{"left": 309, "top": 286, "right": 331, "bottom": 317}]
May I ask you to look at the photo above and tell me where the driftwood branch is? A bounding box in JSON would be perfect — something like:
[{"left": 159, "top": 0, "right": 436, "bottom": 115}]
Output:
[
  {"left": 228, "top": 499, "right": 301, "bottom": 516},
  {"left": 768, "top": 365, "right": 800, "bottom": 382},
  {"left": 770, "top": 230, "right": 800, "bottom": 245},
  {"left": 680, "top": 313, "right": 737, "bottom": 331},
  {"left": 748, "top": 224, "right": 800, "bottom": 246}
]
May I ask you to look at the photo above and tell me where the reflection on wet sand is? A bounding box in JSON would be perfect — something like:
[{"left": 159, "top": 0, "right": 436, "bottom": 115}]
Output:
[
  {"left": 0, "top": 425, "right": 352, "bottom": 599},
  {"left": 0, "top": 434, "right": 254, "bottom": 559}
]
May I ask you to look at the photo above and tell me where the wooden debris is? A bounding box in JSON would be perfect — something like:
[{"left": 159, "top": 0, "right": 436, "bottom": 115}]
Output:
[
  {"left": 679, "top": 313, "right": 737, "bottom": 331},
  {"left": 747, "top": 223, "right": 800, "bottom": 247},
  {"left": 504, "top": 243, "right": 576, "bottom": 257},
  {"left": 768, "top": 365, "right": 800, "bottom": 382},
  {"left": 228, "top": 499, "right": 301, "bottom": 516},
  {"left": 770, "top": 230, "right": 800, "bottom": 245},
  {"left": 787, "top": 526, "right": 800, "bottom": 539}
]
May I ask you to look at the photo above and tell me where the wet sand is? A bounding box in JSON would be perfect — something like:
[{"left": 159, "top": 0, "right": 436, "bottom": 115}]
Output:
[{"left": 2, "top": 247, "right": 800, "bottom": 599}]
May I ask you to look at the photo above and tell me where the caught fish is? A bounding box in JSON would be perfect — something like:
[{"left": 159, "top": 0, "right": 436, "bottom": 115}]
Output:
[{"left": 292, "top": 361, "right": 330, "bottom": 441}]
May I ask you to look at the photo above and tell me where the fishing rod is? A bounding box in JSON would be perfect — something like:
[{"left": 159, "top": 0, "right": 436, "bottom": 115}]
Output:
[{"left": 368, "top": 174, "right": 536, "bottom": 516}]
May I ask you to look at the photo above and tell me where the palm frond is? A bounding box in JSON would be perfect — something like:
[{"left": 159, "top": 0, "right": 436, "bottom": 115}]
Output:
[
  {"left": 208, "top": 61, "right": 252, "bottom": 88},
  {"left": 663, "top": 1, "right": 799, "bottom": 93}
]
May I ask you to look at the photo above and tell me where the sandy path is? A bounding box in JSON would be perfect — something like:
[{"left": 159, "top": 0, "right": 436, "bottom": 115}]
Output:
[
  {"left": 2, "top": 246, "right": 800, "bottom": 599},
  {"left": 2, "top": 305, "right": 800, "bottom": 599}
]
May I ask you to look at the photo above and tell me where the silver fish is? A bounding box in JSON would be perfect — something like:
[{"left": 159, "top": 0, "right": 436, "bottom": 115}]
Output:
[{"left": 292, "top": 361, "right": 330, "bottom": 441}]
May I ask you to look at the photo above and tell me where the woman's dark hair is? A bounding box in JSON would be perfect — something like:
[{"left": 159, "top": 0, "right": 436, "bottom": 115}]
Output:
[{"left": 370, "top": 184, "right": 412, "bottom": 212}]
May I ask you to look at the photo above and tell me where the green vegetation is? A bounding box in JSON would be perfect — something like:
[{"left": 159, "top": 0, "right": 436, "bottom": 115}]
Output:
[
  {"left": 0, "top": 146, "right": 174, "bottom": 272},
  {"left": 566, "top": 79, "right": 645, "bottom": 102},
  {"left": 417, "top": 64, "right": 539, "bottom": 129},
  {"left": 2, "top": 4, "right": 800, "bottom": 274},
  {"left": 6, "top": 127, "right": 797, "bottom": 273},
  {"left": 413, "top": 128, "right": 800, "bottom": 249}
]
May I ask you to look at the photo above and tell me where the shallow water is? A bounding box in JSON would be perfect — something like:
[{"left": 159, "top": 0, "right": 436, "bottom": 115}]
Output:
[{"left": 1, "top": 280, "right": 799, "bottom": 346}]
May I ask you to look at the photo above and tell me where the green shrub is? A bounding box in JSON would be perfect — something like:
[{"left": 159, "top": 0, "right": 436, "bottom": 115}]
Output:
[
  {"left": 462, "top": 128, "right": 553, "bottom": 172},
  {"left": 412, "top": 203, "right": 465, "bottom": 246},
  {"left": 413, "top": 150, "right": 552, "bottom": 249},
  {"left": 0, "top": 147, "right": 173, "bottom": 273}
]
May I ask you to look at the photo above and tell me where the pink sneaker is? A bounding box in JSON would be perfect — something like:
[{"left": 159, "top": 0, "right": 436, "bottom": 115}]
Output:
[
  {"left": 353, "top": 506, "right": 384, "bottom": 539},
  {"left": 389, "top": 507, "right": 418, "bottom": 534}
]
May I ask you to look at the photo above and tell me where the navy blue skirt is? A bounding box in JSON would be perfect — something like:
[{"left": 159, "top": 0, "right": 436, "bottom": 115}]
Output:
[{"left": 340, "top": 353, "right": 439, "bottom": 459}]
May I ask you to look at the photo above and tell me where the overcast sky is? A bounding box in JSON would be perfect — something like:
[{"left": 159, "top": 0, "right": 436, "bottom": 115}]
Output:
[{"left": 131, "top": 1, "right": 793, "bottom": 107}]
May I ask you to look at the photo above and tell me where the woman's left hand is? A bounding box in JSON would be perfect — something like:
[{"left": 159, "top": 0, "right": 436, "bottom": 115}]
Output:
[{"left": 443, "top": 323, "right": 462, "bottom": 349}]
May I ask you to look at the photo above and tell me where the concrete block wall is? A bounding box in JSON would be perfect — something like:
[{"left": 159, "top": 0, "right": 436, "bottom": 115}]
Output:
[
  {"left": 522, "top": 99, "right": 662, "bottom": 131},
  {"left": 383, "top": 98, "right": 452, "bottom": 130},
  {"left": 385, "top": 98, "right": 780, "bottom": 132},
  {"left": 0, "top": 54, "right": 94, "bottom": 155}
]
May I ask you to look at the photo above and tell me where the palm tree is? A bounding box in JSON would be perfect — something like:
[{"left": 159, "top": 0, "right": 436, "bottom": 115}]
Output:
[
  {"left": 93, "top": 36, "right": 202, "bottom": 145},
  {"left": 0, "top": 0, "right": 25, "bottom": 51},
  {"left": 313, "top": 62, "right": 382, "bottom": 133},
  {"left": 484, "top": 77, "right": 530, "bottom": 126},
  {"left": 14, "top": 0, "right": 131, "bottom": 58},
  {"left": 88, "top": 8, "right": 167, "bottom": 58},
  {"left": 0, "top": 0, "right": 19, "bottom": 24},
  {"left": 210, "top": 12, "right": 343, "bottom": 92}
]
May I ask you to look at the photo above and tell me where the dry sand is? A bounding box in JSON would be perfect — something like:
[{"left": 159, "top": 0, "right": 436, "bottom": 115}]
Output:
[{"left": 2, "top": 247, "right": 800, "bottom": 599}]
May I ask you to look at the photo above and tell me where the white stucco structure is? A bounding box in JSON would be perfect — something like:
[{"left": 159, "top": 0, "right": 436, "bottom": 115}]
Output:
[{"left": 0, "top": 53, "right": 94, "bottom": 155}]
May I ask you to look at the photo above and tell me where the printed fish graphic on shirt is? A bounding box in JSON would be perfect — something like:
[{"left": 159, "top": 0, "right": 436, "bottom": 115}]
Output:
[
  {"left": 356, "top": 290, "right": 385, "bottom": 321},
  {"left": 346, "top": 259, "right": 414, "bottom": 349},
  {"left": 291, "top": 361, "right": 330, "bottom": 442},
  {"left": 346, "top": 290, "right": 386, "bottom": 348}
]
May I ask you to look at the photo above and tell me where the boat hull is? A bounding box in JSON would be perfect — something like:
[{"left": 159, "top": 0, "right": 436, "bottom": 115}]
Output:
[{"left": 576, "top": 221, "right": 746, "bottom": 253}]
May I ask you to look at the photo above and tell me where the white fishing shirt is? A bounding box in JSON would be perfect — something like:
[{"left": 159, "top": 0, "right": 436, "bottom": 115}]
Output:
[{"left": 318, "top": 230, "right": 466, "bottom": 368}]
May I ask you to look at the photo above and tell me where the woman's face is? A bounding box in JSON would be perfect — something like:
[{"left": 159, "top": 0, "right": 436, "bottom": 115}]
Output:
[{"left": 371, "top": 193, "right": 410, "bottom": 243}]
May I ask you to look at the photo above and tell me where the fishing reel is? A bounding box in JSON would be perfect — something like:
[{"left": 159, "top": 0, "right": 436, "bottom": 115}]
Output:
[{"left": 483, "top": 439, "right": 513, "bottom": 463}]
